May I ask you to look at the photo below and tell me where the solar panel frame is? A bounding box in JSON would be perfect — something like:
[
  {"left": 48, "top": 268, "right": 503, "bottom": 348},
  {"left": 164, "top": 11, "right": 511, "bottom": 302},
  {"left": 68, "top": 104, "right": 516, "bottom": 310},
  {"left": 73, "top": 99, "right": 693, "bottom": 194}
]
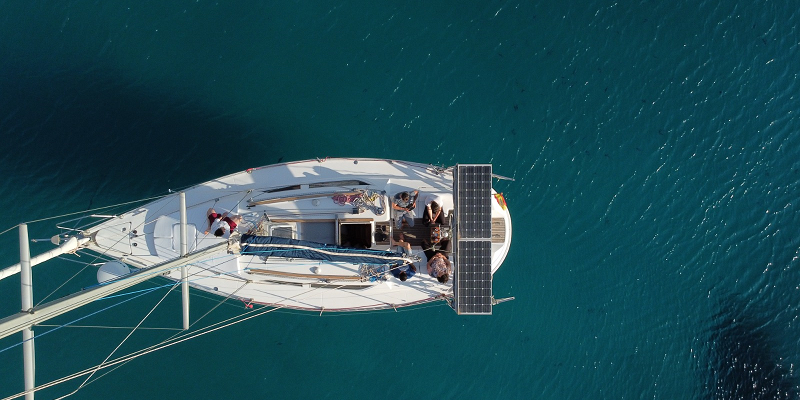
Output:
[{"left": 452, "top": 164, "right": 494, "bottom": 315}]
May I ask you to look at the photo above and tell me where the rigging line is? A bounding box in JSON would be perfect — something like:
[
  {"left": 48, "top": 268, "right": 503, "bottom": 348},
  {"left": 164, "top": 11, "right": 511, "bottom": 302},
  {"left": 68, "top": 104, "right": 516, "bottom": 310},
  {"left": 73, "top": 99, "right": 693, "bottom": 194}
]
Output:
[
  {"left": 54, "top": 287, "right": 184, "bottom": 399},
  {"left": 81, "top": 251, "right": 237, "bottom": 293},
  {"left": 12, "top": 249, "right": 408, "bottom": 396},
  {"left": 61, "top": 184, "right": 203, "bottom": 234},
  {"left": 333, "top": 297, "right": 448, "bottom": 314},
  {"left": 187, "top": 281, "right": 249, "bottom": 333},
  {"left": 169, "top": 252, "right": 249, "bottom": 282},
  {"left": 73, "top": 250, "right": 116, "bottom": 264},
  {"left": 189, "top": 289, "right": 246, "bottom": 308},
  {"left": 231, "top": 189, "right": 253, "bottom": 211},
  {"left": 0, "top": 286, "right": 162, "bottom": 356},
  {"left": 33, "top": 324, "right": 183, "bottom": 331},
  {"left": 90, "top": 252, "right": 237, "bottom": 299},
  {"left": 36, "top": 222, "right": 138, "bottom": 307},
  {"left": 167, "top": 253, "right": 414, "bottom": 314},
  {"left": 96, "top": 272, "right": 218, "bottom": 301},
  {"left": 36, "top": 189, "right": 184, "bottom": 306},
  {"left": 62, "top": 213, "right": 127, "bottom": 234},
  {"left": 194, "top": 282, "right": 249, "bottom": 329},
  {"left": 187, "top": 188, "right": 255, "bottom": 212},
  {"left": 198, "top": 190, "right": 253, "bottom": 238},
  {"left": 80, "top": 280, "right": 252, "bottom": 390},
  {"left": 123, "top": 245, "right": 407, "bottom": 307},
  {"left": 14, "top": 274, "right": 234, "bottom": 360},
  {"left": 36, "top": 261, "right": 95, "bottom": 307},
  {"left": 103, "top": 252, "right": 240, "bottom": 293},
  {"left": 78, "top": 280, "right": 248, "bottom": 389},
  {"left": 122, "top": 272, "right": 353, "bottom": 351},
  {"left": 197, "top": 188, "right": 251, "bottom": 213},
  {"left": 14, "top": 299, "right": 283, "bottom": 398},
  {"left": 152, "top": 256, "right": 245, "bottom": 292},
  {"left": 55, "top": 255, "right": 103, "bottom": 266},
  {"left": 64, "top": 282, "right": 180, "bottom": 399},
  {"left": 131, "top": 269, "right": 360, "bottom": 342},
  {"left": 188, "top": 290, "right": 244, "bottom": 308},
  {"left": 85, "top": 256, "right": 236, "bottom": 320},
  {"left": 0, "top": 193, "right": 172, "bottom": 235},
  {"left": 81, "top": 236, "right": 236, "bottom": 288},
  {"left": 0, "top": 223, "right": 19, "bottom": 237},
  {"left": 2, "top": 303, "right": 286, "bottom": 400},
  {"left": 7, "top": 261, "right": 402, "bottom": 399}
]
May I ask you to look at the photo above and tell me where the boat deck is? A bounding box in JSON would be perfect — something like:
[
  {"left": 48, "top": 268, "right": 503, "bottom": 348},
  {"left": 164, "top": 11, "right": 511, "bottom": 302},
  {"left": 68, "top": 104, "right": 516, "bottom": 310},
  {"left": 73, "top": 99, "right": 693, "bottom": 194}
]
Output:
[
  {"left": 374, "top": 217, "right": 506, "bottom": 248},
  {"left": 80, "top": 158, "right": 512, "bottom": 312}
]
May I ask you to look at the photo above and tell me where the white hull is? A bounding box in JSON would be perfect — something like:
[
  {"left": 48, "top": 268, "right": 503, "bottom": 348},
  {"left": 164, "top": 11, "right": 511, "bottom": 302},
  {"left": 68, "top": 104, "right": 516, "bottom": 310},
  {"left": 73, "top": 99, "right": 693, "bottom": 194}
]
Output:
[{"left": 83, "top": 158, "right": 511, "bottom": 312}]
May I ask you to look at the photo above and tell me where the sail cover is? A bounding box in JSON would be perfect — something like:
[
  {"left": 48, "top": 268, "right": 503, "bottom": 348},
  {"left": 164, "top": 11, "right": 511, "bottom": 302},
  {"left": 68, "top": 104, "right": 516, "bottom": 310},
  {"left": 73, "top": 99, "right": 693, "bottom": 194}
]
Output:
[{"left": 240, "top": 235, "right": 407, "bottom": 264}]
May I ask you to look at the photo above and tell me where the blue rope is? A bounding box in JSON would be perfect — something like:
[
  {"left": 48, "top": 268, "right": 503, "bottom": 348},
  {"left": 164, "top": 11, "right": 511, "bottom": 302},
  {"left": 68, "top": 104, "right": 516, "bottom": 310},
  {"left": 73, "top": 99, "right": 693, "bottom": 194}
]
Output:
[
  {"left": 0, "top": 264, "right": 240, "bottom": 355},
  {"left": 0, "top": 286, "right": 162, "bottom": 355},
  {"left": 97, "top": 282, "right": 181, "bottom": 300},
  {"left": 97, "top": 274, "right": 217, "bottom": 300}
]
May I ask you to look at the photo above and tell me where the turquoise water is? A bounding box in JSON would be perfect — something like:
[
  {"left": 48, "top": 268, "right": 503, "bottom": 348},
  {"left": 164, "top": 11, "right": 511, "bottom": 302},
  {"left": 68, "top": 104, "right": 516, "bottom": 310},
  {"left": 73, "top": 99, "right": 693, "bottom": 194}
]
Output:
[{"left": 1, "top": 1, "right": 799, "bottom": 399}]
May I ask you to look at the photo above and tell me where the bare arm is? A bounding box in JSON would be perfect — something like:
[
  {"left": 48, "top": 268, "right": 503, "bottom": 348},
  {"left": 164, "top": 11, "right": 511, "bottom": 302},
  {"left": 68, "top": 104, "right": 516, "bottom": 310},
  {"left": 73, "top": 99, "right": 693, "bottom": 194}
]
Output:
[
  {"left": 204, "top": 208, "right": 216, "bottom": 234},
  {"left": 409, "top": 190, "right": 419, "bottom": 208}
]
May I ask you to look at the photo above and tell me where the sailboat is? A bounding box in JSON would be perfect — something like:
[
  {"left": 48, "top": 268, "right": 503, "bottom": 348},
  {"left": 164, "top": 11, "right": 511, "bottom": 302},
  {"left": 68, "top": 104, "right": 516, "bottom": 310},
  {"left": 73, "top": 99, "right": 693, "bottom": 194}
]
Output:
[{"left": 0, "top": 158, "right": 512, "bottom": 398}]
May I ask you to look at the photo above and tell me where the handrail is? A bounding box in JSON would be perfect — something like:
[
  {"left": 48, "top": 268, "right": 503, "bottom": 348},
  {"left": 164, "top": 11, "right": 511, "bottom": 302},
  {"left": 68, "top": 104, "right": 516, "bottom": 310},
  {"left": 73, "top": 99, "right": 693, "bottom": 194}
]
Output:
[
  {"left": 246, "top": 268, "right": 363, "bottom": 281},
  {"left": 248, "top": 191, "right": 361, "bottom": 207}
]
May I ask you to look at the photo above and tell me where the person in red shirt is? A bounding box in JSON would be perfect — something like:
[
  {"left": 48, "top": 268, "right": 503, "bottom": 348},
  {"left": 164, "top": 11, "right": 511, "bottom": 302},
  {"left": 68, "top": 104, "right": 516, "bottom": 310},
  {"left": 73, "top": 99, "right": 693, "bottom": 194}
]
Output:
[{"left": 204, "top": 208, "right": 243, "bottom": 237}]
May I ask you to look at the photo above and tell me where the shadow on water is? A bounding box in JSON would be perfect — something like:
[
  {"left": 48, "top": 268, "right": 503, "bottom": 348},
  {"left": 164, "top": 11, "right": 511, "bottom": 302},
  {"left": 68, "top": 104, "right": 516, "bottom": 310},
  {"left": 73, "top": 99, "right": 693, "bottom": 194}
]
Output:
[
  {"left": 703, "top": 295, "right": 797, "bottom": 400},
  {"left": 0, "top": 61, "right": 294, "bottom": 398},
  {"left": 0, "top": 61, "right": 284, "bottom": 203},
  {"left": 0, "top": 60, "right": 288, "bottom": 271}
]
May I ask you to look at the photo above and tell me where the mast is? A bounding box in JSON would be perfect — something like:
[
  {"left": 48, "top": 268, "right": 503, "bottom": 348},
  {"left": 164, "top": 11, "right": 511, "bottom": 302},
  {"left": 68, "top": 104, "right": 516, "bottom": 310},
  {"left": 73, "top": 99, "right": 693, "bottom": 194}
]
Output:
[
  {"left": 0, "top": 242, "right": 227, "bottom": 342},
  {"left": 0, "top": 237, "right": 87, "bottom": 282},
  {"left": 19, "top": 223, "right": 35, "bottom": 400},
  {"left": 180, "top": 192, "right": 190, "bottom": 330}
]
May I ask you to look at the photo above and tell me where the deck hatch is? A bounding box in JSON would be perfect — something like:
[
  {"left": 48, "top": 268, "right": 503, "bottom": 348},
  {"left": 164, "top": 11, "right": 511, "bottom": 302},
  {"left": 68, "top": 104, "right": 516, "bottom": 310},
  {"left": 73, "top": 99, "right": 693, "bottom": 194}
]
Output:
[{"left": 453, "top": 164, "right": 493, "bottom": 315}]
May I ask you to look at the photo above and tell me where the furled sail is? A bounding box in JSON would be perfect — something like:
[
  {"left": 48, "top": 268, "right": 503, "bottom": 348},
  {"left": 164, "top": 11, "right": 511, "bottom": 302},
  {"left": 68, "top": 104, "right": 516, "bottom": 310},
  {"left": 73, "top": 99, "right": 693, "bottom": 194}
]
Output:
[{"left": 240, "top": 235, "right": 408, "bottom": 264}]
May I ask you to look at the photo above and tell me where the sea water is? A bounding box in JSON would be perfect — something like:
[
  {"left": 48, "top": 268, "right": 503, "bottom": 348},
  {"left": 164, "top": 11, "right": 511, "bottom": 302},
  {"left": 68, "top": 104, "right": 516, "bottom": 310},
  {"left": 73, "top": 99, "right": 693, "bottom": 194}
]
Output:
[{"left": 1, "top": 1, "right": 799, "bottom": 399}]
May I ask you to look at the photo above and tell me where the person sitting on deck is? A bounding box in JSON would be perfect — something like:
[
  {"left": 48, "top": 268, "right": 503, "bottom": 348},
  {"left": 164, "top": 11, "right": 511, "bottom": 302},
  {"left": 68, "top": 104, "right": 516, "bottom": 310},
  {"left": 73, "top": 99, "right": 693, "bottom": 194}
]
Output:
[
  {"left": 422, "top": 194, "right": 445, "bottom": 227},
  {"left": 391, "top": 190, "right": 418, "bottom": 229},
  {"left": 422, "top": 239, "right": 451, "bottom": 284},
  {"left": 204, "top": 208, "right": 243, "bottom": 237},
  {"left": 390, "top": 234, "right": 417, "bottom": 281}
]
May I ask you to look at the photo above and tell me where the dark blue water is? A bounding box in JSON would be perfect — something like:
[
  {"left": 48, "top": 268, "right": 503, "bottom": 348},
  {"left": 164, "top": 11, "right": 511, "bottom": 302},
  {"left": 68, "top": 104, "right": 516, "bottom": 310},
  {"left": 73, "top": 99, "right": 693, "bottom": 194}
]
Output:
[{"left": 2, "top": 1, "right": 799, "bottom": 399}]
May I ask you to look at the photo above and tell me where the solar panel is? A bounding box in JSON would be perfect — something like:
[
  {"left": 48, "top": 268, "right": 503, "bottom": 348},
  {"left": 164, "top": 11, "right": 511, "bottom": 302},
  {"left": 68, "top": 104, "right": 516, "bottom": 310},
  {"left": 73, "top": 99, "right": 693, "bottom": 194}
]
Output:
[
  {"left": 454, "top": 165, "right": 492, "bottom": 239},
  {"left": 454, "top": 240, "right": 493, "bottom": 314},
  {"left": 452, "top": 164, "right": 493, "bottom": 315}
]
